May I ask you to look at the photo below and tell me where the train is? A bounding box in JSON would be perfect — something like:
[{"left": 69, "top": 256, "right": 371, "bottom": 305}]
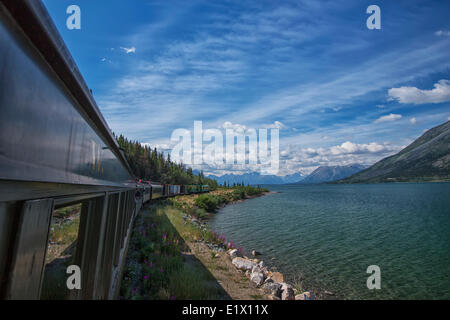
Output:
[
  {"left": 137, "top": 181, "right": 210, "bottom": 204},
  {"left": 0, "top": 0, "right": 212, "bottom": 300}
]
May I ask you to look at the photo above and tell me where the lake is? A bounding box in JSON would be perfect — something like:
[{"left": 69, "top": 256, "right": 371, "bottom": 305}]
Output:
[{"left": 208, "top": 183, "right": 450, "bottom": 299}]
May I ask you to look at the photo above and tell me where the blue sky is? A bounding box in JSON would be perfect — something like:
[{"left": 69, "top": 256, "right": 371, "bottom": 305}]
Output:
[{"left": 43, "top": 0, "right": 450, "bottom": 175}]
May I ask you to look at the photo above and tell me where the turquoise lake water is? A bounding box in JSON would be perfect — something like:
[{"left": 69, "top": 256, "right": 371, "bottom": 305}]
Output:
[{"left": 208, "top": 183, "right": 450, "bottom": 299}]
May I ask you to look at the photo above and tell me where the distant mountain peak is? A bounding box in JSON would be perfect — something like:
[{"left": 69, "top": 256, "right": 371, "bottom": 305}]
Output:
[
  {"left": 206, "top": 171, "right": 305, "bottom": 185},
  {"left": 298, "top": 164, "right": 367, "bottom": 184},
  {"left": 338, "top": 121, "right": 450, "bottom": 183}
]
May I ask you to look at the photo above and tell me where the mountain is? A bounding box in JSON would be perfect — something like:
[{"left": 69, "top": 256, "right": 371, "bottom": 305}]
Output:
[
  {"left": 298, "top": 164, "right": 367, "bottom": 184},
  {"left": 338, "top": 121, "right": 450, "bottom": 183},
  {"left": 206, "top": 172, "right": 305, "bottom": 185}
]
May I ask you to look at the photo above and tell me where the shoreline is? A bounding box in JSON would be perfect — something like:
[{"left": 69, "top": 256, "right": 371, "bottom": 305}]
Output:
[
  {"left": 183, "top": 188, "right": 318, "bottom": 300},
  {"left": 121, "top": 187, "right": 322, "bottom": 300},
  {"left": 205, "top": 189, "right": 339, "bottom": 300}
]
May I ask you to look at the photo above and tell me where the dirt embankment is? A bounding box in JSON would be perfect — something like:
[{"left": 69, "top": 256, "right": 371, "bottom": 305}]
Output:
[{"left": 183, "top": 240, "right": 269, "bottom": 300}]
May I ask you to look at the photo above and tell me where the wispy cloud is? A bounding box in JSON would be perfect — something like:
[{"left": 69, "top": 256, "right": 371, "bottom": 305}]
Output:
[
  {"left": 435, "top": 30, "right": 450, "bottom": 37},
  {"left": 120, "top": 46, "right": 136, "bottom": 54},
  {"left": 374, "top": 113, "right": 402, "bottom": 123},
  {"left": 92, "top": 0, "right": 450, "bottom": 175}
]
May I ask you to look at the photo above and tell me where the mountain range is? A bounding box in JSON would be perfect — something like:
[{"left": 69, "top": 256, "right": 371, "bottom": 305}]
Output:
[
  {"left": 338, "top": 120, "right": 450, "bottom": 183},
  {"left": 206, "top": 172, "right": 305, "bottom": 185},
  {"left": 296, "top": 164, "right": 367, "bottom": 184},
  {"left": 203, "top": 120, "right": 450, "bottom": 185}
]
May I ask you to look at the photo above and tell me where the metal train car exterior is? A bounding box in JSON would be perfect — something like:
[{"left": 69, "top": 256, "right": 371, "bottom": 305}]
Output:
[
  {"left": 135, "top": 182, "right": 211, "bottom": 205},
  {"left": 138, "top": 183, "right": 210, "bottom": 203},
  {"left": 0, "top": 0, "right": 208, "bottom": 300}
]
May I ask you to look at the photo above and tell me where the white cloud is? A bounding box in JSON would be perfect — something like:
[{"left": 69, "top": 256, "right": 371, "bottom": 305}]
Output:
[
  {"left": 329, "top": 141, "right": 389, "bottom": 155},
  {"left": 376, "top": 104, "right": 386, "bottom": 109},
  {"left": 410, "top": 117, "right": 417, "bottom": 124},
  {"left": 264, "top": 121, "right": 286, "bottom": 129},
  {"left": 435, "top": 30, "right": 450, "bottom": 37},
  {"left": 388, "top": 79, "right": 450, "bottom": 104},
  {"left": 121, "top": 46, "right": 136, "bottom": 54},
  {"left": 220, "top": 121, "right": 247, "bottom": 133},
  {"left": 273, "top": 141, "right": 402, "bottom": 175},
  {"left": 374, "top": 113, "right": 402, "bottom": 123}
]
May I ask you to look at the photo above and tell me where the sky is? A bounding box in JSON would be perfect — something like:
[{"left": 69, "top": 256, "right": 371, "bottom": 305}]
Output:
[{"left": 43, "top": 0, "right": 450, "bottom": 176}]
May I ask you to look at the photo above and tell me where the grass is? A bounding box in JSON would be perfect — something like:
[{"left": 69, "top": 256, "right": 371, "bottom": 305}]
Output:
[
  {"left": 53, "top": 204, "right": 82, "bottom": 219},
  {"left": 41, "top": 205, "right": 81, "bottom": 300},
  {"left": 121, "top": 186, "right": 269, "bottom": 300},
  {"left": 49, "top": 218, "right": 80, "bottom": 246},
  {"left": 120, "top": 204, "right": 229, "bottom": 300},
  {"left": 171, "top": 186, "right": 269, "bottom": 214}
]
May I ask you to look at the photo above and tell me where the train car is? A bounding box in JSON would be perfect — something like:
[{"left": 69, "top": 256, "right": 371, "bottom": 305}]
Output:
[
  {"left": 142, "top": 181, "right": 152, "bottom": 203},
  {"left": 0, "top": 1, "right": 139, "bottom": 300},
  {"left": 0, "top": 0, "right": 209, "bottom": 300},
  {"left": 201, "top": 185, "right": 210, "bottom": 193},
  {"left": 164, "top": 184, "right": 170, "bottom": 198},
  {"left": 150, "top": 183, "right": 164, "bottom": 200},
  {"left": 169, "top": 185, "right": 181, "bottom": 196},
  {"left": 135, "top": 181, "right": 145, "bottom": 208}
]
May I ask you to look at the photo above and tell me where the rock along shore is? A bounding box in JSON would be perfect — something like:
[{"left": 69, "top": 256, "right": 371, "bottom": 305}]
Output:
[{"left": 181, "top": 190, "right": 316, "bottom": 300}]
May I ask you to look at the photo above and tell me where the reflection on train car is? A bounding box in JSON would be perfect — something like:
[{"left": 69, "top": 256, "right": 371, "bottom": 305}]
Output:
[{"left": 150, "top": 182, "right": 164, "bottom": 200}]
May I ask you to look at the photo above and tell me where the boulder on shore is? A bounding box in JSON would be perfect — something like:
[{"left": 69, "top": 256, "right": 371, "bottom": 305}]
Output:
[
  {"left": 251, "top": 250, "right": 262, "bottom": 256},
  {"left": 263, "top": 282, "right": 282, "bottom": 298},
  {"left": 281, "top": 283, "right": 295, "bottom": 300},
  {"left": 271, "top": 272, "right": 284, "bottom": 283},
  {"left": 228, "top": 249, "right": 240, "bottom": 258},
  {"left": 250, "top": 271, "right": 265, "bottom": 286},
  {"left": 232, "top": 257, "right": 257, "bottom": 271},
  {"left": 295, "top": 291, "right": 315, "bottom": 300}
]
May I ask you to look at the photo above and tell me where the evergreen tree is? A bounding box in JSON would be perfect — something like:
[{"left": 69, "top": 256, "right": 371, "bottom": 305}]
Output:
[{"left": 115, "top": 134, "right": 217, "bottom": 189}]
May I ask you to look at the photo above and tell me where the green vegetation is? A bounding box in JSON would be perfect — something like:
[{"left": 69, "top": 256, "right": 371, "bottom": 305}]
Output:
[
  {"left": 192, "top": 186, "right": 269, "bottom": 213},
  {"left": 116, "top": 134, "right": 218, "bottom": 188},
  {"left": 120, "top": 205, "right": 229, "bottom": 300},
  {"left": 41, "top": 204, "right": 81, "bottom": 300},
  {"left": 48, "top": 216, "right": 80, "bottom": 248},
  {"left": 194, "top": 194, "right": 221, "bottom": 212},
  {"left": 121, "top": 186, "right": 269, "bottom": 300},
  {"left": 52, "top": 204, "right": 81, "bottom": 219}
]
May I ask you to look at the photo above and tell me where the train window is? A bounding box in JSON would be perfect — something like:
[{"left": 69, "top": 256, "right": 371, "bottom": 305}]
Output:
[{"left": 40, "top": 203, "right": 82, "bottom": 300}]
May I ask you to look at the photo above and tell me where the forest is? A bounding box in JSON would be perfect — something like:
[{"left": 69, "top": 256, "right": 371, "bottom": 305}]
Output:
[{"left": 116, "top": 134, "right": 218, "bottom": 188}]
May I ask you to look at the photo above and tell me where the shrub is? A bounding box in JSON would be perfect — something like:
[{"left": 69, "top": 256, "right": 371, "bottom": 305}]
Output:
[
  {"left": 194, "top": 194, "right": 219, "bottom": 212},
  {"left": 195, "top": 208, "right": 207, "bottom": 219}
]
